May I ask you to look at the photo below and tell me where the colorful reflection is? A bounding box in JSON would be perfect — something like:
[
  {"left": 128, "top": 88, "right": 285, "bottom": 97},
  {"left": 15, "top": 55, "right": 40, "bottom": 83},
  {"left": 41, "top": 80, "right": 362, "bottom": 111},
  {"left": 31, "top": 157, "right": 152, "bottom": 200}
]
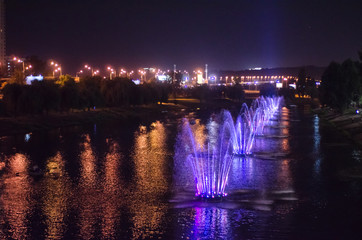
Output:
[
  {"left": 130, "top": 121, "right": 169, "bottom": 239},
  {"left": 78, "top": 134, "right": 98, "bottom": 239},
  {"left": 229, "top": 157, "right": 256, "bottom": 190},
  {"left": 43, "top": 152, "right": 70, "bottom": 239},
  {"left": 0, "top": 154, "right": 31, "bottom": 240},
  {"left": 103, "top": 140, "right": 122, "bottom": 192},
  {"left": 79, "top": 134, "right": 97, "bottom": 188},
  {"left": 190, "top": 208, "right": 231, "bottom": 239},
  {"left": 313, "top": 114, "right": 322, "bottom": 175},
  {"left": 101, "top": 140, "right": 122, "bottom": 239}
]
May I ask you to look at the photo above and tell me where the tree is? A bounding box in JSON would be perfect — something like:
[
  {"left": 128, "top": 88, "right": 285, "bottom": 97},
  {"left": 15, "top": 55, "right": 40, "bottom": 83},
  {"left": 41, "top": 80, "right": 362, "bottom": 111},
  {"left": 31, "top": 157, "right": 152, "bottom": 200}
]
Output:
[
  {"left": 11, "top": 69, "right": 25, "bottom": 85},
  {"left": 31, "top": 80, "right": 61, "bottom": 114},
  {"left": 320, "top": 62, "right": 343, "bottom": 110},
  {"left": 56, "top": 74, "right": 74, "bottom": 87},
  {"left": 25, "top": 55, "right": 47, "bottom": 76},
  {"left": 192, "top": 85, "right": 211, "bottom": 103},
  {"left": 319, "top": 60, "right": 360, "bottom": 112},
  {"left": 225, "top": 83, "right": 245, "bottom": 102},
  {"left": 305, "top": 77, "right": 318, "bottom": 99},
  {"left": 79, "top": 76, "right": 104, "bottom": 110},
  {"left": 296, "top": 68, "right": 307, "bottom": 97},
  {"left": 60, "top": 79, "right": 80, "bottom": 111},
  {"left": 341, "top": 59, "right": 361, "bottom": 106},
  {"left": 2, "top": 83, "right": 22, "bottom": 115}
]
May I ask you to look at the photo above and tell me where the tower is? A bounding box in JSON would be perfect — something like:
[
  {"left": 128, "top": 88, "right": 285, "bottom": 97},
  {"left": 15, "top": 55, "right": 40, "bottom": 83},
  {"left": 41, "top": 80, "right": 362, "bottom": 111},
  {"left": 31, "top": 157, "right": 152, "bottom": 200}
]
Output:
[
  {"left": 0, "top": 0, "right": 5, "bottom": 69},
  {"left": 173, "top": 64, "right": 176, "bottom": 84},
  {"left": 205, "top": 64, "right": 208, "bottom": 84}
]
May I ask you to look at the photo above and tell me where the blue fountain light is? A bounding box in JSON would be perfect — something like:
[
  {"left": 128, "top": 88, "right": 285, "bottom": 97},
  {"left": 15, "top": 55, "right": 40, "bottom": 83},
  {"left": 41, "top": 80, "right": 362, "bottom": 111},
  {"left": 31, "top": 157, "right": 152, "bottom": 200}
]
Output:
[
  {"left": 251, "top": 96, "right": 284, "bottom": 135},
  {"left": 222, "top": 106, "right": 256, "bottom": 156},
  {"left": 221, "top": 97, "right": 284, "bottom": 156},
  {"left": 183, "top": 120, "right": 233, "bottom": 200},
  {"left": 177, "top": 96, "right": 284, "bottom": 200}
]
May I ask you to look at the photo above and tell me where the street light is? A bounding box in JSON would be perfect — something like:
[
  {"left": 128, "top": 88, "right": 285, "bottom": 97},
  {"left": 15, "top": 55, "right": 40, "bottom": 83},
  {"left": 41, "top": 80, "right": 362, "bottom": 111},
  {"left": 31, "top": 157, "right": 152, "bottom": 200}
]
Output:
[
  {"left": 138, "top": 69, "right": 146, "bottom": 83},
  {"left": 119, "top": 68, "right": 127, "bottom": 77},
  {"left": 25, "top": 65, "right": 32, "bottom": 71},
  {"left": 82, "top": 64, "right": 95, "bottom": 76},
  {"left": 50, "top": 60, "right": 62, "bottom": 77},
  {"left": 107, "top": 66, "right": 115, "bottom": 79},
  {"left": 11, "top": 56, "right": 25, "bottom": 73}
]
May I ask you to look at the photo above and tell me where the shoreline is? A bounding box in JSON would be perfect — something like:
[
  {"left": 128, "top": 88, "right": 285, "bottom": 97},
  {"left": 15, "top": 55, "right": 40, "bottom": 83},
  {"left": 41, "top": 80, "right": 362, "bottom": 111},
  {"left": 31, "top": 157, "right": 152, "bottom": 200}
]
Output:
[
  {"left": 315, "top": 108, "right": 362, "bottom": 147},
  {"left": 0, "top": 98, "right": 244, "bottom": 137},
  {"left": 314, "top": 107, "right": 362, "bottom": 179}
]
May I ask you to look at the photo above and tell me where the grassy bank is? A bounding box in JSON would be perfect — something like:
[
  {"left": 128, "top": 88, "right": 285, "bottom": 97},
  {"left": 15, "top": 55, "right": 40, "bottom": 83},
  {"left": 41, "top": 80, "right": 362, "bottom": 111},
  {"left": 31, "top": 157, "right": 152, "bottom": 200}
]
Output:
[
  {"left": 315, "top": 107, "right": 362, "bottom": 178},
  {"left": 315, "top": 108, "right": 362, "bottom": 144}
]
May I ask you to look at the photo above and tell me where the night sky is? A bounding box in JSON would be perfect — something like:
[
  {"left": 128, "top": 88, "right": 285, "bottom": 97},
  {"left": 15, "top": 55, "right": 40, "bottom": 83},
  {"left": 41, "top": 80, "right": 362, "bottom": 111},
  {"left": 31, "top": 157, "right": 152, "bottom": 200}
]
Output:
[{"left": 5, "top": 0, "right": 362, "bottom": 74}]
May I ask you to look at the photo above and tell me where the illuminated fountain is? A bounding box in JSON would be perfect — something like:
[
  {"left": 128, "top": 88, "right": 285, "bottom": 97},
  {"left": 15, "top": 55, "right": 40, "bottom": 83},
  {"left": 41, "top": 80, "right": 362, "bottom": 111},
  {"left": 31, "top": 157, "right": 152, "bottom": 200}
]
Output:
[
  {"left": 182, "top": 120, "right": 233, "bottom": 199},
  {"left": 174, "top": 96, "right": 284, "bottom": 200},
  {"left": 221, "top": 96, "right": 284, "bottom": 155},
  {"left": 252, "top": 96, "right": 284, "bottom": 135},
  {"left": 222, "top": 108, "right": 256, "bottom": 156}
]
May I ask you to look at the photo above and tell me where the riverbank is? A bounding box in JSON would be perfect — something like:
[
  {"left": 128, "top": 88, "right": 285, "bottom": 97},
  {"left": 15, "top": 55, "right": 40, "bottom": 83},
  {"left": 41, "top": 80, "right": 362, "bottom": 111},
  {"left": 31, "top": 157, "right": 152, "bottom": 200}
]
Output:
[
  {"left": 315, "top": 107, "right": 362, "bottom": 178},
  {"left": 0, "top": 98, "right": 243, "bottom": 137},
  {"left": 316, "top": 108, "right": 362, "bottom": 145}
]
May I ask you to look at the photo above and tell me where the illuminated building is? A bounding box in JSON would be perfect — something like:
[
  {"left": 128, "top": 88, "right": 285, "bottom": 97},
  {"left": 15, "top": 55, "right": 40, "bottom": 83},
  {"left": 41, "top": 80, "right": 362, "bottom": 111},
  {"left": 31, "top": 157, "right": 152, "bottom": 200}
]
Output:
[
  {"left": 217, "top": 66, "right": 325, "bottom": 87},
  {"left": 196, "top": 72, "right": 204, "bottom": 84}
]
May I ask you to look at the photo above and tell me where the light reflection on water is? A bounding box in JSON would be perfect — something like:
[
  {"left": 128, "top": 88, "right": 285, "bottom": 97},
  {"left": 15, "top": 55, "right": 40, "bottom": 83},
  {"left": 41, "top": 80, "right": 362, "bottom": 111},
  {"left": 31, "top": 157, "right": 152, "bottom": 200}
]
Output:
[
  {"left": 78, "top": 134, "right": 99, "bottom": 239},
  {"left": 79, "top": 134, "right": 97, "bottom": 188},
  {"left": 130, "top": 120, "right": 169, "bottom": 239},
  {"left": 43, "top": 152, "right": 69, "bottom": 239},
  {"left": 313, "top": 114, "right": 322, "bottom": 175},
  {"left": 191, "top": 208, "right": 231, "bottom": 240},
  {"left": 133, "top": 121, "right": 168, "bottom": 194},
  {"left": 0, "top": 154, "right": 31, "bottom": 240},
  {"left": 0, "top": 107, "right": 361, "bottom": 239},
  {"left": 228, "top": 156, "right": 293, "bottom": 192}
]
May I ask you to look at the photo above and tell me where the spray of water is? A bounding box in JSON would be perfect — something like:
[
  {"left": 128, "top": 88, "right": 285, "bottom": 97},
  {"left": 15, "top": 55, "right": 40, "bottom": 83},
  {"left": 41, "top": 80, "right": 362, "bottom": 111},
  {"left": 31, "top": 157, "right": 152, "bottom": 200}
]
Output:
[
  {"left": 182, "top": 120, "right": 233, "bottom": 199},
  {"left": 178, "top": 96, "right": 284, "bottom": 199}
]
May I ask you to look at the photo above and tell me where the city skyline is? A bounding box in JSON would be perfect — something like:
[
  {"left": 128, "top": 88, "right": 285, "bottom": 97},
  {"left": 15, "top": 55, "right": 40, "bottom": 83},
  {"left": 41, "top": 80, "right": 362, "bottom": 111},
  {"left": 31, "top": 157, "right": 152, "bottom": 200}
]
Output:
[{"left": 4, "top": 0, "right": 362, "bottom": 75}]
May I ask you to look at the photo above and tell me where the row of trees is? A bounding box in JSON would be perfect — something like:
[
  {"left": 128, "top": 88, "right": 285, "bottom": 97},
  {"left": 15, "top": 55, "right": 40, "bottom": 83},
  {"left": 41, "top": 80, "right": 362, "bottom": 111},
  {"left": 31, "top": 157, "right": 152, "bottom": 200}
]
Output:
[
  {"left": 0, "top": 74, "right": 279, "bottom": 116},
  {"left": 319, "top": 53, "right": 362, "bottom": 111},
  {"left": 0, "top": 76, "right": 170, "bottom": 116}
]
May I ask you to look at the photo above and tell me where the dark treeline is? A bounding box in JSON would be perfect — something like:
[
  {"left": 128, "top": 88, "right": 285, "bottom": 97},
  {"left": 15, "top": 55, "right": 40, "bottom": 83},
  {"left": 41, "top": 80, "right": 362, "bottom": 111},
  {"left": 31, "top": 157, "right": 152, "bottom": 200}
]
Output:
[
  {"left": 0, "top": 76, "right": 170, "bottom": 116},
  {"left": 320, "top": 52, "right": 362, "bottom": 112},
  {"left": 0, "top": 75, "right": 279, "bottom": 116}
]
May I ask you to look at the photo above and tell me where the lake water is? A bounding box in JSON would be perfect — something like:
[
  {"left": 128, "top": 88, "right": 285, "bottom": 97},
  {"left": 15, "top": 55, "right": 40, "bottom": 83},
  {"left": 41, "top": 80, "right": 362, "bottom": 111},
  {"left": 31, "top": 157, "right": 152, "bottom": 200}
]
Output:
[{"left": 0, "top": 105, "right": 361, "bottom": 239}]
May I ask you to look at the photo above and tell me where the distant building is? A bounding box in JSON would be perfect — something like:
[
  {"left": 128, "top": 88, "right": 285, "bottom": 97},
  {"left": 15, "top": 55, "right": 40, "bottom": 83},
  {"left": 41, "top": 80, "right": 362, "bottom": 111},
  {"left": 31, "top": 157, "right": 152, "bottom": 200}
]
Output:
[
  {"left": 217, "top": 66, "right": 325, "bottom": 87},
  {"left": 5, "top": 56, "right": 25, "bottom": 78},
  {"left": 0, "top": 0, "right": 5, "bottom": 69}
]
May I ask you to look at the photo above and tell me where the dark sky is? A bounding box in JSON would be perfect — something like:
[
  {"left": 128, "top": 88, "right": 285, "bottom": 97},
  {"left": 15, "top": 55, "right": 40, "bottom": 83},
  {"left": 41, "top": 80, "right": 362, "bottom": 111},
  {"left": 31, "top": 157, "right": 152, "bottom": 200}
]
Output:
[{"left": 5, "top": 0, "right": 362, "bottom": 74}]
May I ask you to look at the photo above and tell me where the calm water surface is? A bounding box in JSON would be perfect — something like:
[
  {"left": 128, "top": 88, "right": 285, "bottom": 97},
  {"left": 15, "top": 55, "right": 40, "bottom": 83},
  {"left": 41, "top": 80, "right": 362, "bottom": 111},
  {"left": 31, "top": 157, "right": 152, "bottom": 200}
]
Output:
[{"left": 0, "top": 106, "right": 361, "bottom": 239}]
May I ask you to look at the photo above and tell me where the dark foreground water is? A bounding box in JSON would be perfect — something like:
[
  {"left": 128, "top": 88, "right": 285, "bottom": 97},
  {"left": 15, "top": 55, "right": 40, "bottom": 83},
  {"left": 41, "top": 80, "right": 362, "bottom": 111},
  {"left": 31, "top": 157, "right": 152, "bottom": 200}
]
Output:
[{"left": 0, "top": 106, "right": 361, "bottom": 239}]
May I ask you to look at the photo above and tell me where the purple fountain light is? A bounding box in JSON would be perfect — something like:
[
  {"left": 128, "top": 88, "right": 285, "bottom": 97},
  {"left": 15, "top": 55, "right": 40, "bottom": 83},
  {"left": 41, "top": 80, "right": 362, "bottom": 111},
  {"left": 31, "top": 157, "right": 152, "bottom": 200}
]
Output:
[
  {"left": 222, "top": 96, "right": 284, "bottom": 155},
  {"left": 222, "top": 108, "right": 256, "bottom": 156},
  {"left": 252, "top": 96, "right": 284, "bottom": 135},
  {"left": 175, "top": 96, "right": 284, "bottom": 200},
  {"left": 182, "top": 120, "right": 233, "bottom": 199}
]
